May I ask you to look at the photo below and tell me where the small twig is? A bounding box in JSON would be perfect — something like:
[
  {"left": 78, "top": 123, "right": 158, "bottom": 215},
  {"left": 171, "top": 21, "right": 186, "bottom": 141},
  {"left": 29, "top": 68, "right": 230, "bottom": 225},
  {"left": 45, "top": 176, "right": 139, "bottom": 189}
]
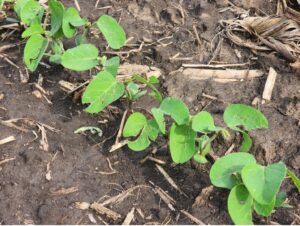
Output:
[
  {"left": 180, "top": 210, "right": 205, "bottom": 225},
  {"left": 122, "top": 207, "right": 135, "bottom": 225},
  {"left": 74, "top": 0, "right": 81, "bottom": 11},
  {"left": 109, "top": 139, "right": 129, "bottom": 153},
  {"left": 0, "top": 157, "right": 16, "bottom": 166},
  {"left": 182, "top": 63, "right": 250, "bottom": 69},
  {"left": 262, "top": 67, "right": 277, "bottom": 103},
  {"left": 0, "top": 135, "right": 16, "bottom": 146},
  {"left": 115, "top": 110, "right": 128, "bottom": 145},
  {"left": 155, "top": 164, "right": 188, "bottom": 197}
]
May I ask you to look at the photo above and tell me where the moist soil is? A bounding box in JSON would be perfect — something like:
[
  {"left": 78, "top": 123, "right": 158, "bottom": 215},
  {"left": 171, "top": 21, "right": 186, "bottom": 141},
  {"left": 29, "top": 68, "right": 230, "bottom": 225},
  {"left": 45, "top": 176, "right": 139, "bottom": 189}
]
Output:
[{"left": 0, "top": 0, "right": 299, "bottom": 224}]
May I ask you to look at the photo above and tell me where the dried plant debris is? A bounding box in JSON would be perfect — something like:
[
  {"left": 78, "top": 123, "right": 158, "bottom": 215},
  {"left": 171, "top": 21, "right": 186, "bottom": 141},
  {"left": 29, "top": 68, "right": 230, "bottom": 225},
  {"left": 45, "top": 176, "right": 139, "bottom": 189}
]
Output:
[
  {"left": 221, "top": 16, "right": 300, "bottom": 62},
  {"left": 277, "top": 0, "right": 300, "bottom": 24}
]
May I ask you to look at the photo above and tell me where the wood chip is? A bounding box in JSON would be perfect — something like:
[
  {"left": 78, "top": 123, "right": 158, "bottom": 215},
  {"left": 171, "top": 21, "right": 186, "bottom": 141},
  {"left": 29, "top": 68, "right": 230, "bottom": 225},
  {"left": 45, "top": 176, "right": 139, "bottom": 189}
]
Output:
[
  {"left": 88, "top": 213, "right": 97, "bottom": 224},
  {"left": 109, "top": 139, "right": 129, "bottom": 152},
  {"left": 181, "top": 68, "right": 263, "bottom": 81},
  {"left": 0, "top": 136, "right": 16, "bottom": 146},
  {"left": 50, "top": 186, "right": 79, "bottom": 196},
  {"left": 192, "top": 186, "right": 213, "bottom": 208},
  {"left": 74, "top": 202, "right": 90, "bottom": 210},
  {"left": 262, "top": 67, "right": 277, "bottom": 102},
  {"left": 90, "top": 202, "right": 122, "bottom": 221},
  {"left": 122, "top": 207, "right": 135, "bottom": 225},
  {"left": 32, "top": 90, "right": 43, "bottom": 99},
  {"left": 58, "top": 80, "right": 78, "bottom": 92}
]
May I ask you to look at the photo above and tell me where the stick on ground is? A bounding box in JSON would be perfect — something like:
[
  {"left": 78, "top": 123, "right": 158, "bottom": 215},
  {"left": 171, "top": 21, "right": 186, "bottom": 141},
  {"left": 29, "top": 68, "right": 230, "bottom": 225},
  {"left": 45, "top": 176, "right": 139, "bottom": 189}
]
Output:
[{"left": 262, "top": 67, "right": 277, "bottom": 102}]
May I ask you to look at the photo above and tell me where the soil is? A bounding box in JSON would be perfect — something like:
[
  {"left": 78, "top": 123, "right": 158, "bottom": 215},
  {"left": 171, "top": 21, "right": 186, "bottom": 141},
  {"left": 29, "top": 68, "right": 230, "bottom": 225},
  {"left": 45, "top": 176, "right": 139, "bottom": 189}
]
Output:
[{"left": 0, "top": 0, "right": 299, "bottom": 224}]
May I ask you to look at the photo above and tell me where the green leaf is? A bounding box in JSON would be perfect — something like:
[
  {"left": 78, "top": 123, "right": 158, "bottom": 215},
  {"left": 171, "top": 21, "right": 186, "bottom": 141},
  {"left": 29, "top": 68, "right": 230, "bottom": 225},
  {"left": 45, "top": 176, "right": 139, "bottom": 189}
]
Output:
[
  {"left": 224, "top": 104, "right": 268, "bottom": 131},
  {"left": 49, "top": 0, "right": 64, "bottom": 36},
  {"left": 21, "top": 18, "right": 44, "bottom": 38},
  {"left": 169, "top": 123, "right": 196, "bottom": 164},
  {"left": 20, "top": 0, "right": 43, "bottom": 25},
  {"left": 124, "top": 115, "right": 159, "bottom": 152},
  {"left": 151, "top": 108, "right": 165, "bottom": 134},
  {"left": 148, "top": 76, "right": 159, "bottom": 84},
  {"left": 123, "top": 112, "right": 147, "bottom": 137},
  {"left": 75, "top": 33, "right": 88, "bottom": 46},
  {"left": 228, "top": 185, "right": 253, "bottom": 225},
  {"left": 254, "top": 198, "right": 275, "bottom": 217},
  {"left": 49, "top": 55, "right": 61, "bottom": 64},
  {"left": 82, "top": 71, "right": 125, "bottom": 113},
  {"left": 62, "top": 7, "right": 86, "bottom": 38},
  {"left": 210, "top": 152, "right": 256, "bottom": 189},
  {"left": 128, "top": 130, "right": 150, "bottom": 151},
  {"left": 275, "top": 192, "right": 287, "bottom": 208},
  {"left": 239, "top": 130, "right": 253, "bottom": 152},
  {"left": 198, "top": 135, "right": 211, "bottom": 156},
  {"left": 193, "top": 153, "right": 208, "bottom": 164},
  {"left": 14, "top": 0, "right": 29, "bottom": 18},
  {"left": 287, "top": 169, "right": 300, "bottom": 191},
  {"left": 242, "top": 162, "right": 287, "bottom": 205},
  {"left": 192, "top": 111, "right": 215, "bottom": 133},
  {"left": 61, "top": 44, "right": 99, "bottom": 71},
  {"left": 103, "top": 56, "right": 120, "bottom": 77},
  {"left": 96, "top": 15, "right": 126, "bottom": 50},
  {"left": 160, "top": 97, "right": 190, "bottom": 125},
  {"left": 24, "top": 34, "right": 48, "bottom": 72}
]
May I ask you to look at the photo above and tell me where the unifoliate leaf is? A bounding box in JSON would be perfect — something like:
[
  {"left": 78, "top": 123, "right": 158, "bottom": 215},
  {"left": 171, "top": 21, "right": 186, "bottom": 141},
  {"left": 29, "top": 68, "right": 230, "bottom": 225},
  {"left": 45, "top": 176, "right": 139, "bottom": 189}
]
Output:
[
  {"left": 132, "top": 74, "right": 163, "bottom": 102},
  {"left": 103, "top": 56, "right": 120, "bottom": 77},
  {"left": 24, "top": 34, "right": 48, "bottom": 72},
  {"left": 160, "top": 97, "right": 190, "bottom": 125},
  {"left": 124, "top": 116, "right": 159, "bottom": 152},
  {"left": 21, "top": 18, "right": 44, "bottom": 37},
  {"left": 275, "top": 192, "right": 287, "bottom": 208},
  {"left": 169, "top": 123, "right": 196, "bottom": 164},
  {"left": 209, "top": 152, "right": 256, "bottom": 189},
  {"left": 123, "top": 112, "right": 147, "bottom": 137},
  {"left": 221, "top": 128, "right": 231, "bottom": 141},
  {"left": 145, "top": 119, "right": 159, "bottom": 141},
  {"left": 14, "top": 0, "right": 29, "bottom": 18},
  {"left": 75, "top": 33, "right": 88, "bottom": 46},
  {"left": 198, "top": 135, "right": 211, "bottom": 156},
  {"left": 82, "top": 71, "right": 125, "bottom": 113},
  {"left": 96, "top": 15, "right": 126, "bottom": 50},
  {"left": 194, "top": 153, "right": 208, "bottom": 164},
  {"left": 128, "top": 130, "right": 150, "bottom": 151},
  {"left": 49, "top": 0, "right": 64, "bottom": 35},
  {"left": 148, "top": 76, "right": 159, "bottom": 84},
  {"left": 254, "top": 198, "right": 275, "bottom": 217},
  {"left": 51, "top": 40, "right": 64, "bottom": 55},
  {"left": 192, "top": 111, "right": 215, "bottom": 133},
  {"left": 287, "top": 169, "right": 300, "bottom": 191},
  {"left": 20, "top": 0, "right": 43, "bottom": 25},
  {"left": 62, "top": 7, "right": 86, "bottom": 38},
  {"left": 224, "top": 104, "right": 268, "bottom": 131},
  {"left": 239, "top": 130, "right": 253, "bottom": 152},
  {"left": 151, "top": 108, "right": 165, "bottom": 134},
  {"left": 242, "top": 162, "right": 287, "bottom": 205},
  {"left": 61, "top": 44, "right": 99, "bottom": 71},
  {"left": 228, "top": 185, "right": 253, "bottom": 225},
  {"left": 49, "top": 54, "right": 61, "bottom": 64}
]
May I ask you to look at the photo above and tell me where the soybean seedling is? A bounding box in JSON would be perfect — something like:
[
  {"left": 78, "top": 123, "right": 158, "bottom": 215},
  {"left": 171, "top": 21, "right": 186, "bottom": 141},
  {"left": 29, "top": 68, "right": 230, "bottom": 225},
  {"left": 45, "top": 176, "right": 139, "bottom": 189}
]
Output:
[
  {"left": 123, "top": 97, "right": 268, "bottom": 163},
  {"left": 14, "top": 0, "right": 126, "bottom": 72},
  {"left": 210, "top": 152, "right": 300, "bottom": 225}
]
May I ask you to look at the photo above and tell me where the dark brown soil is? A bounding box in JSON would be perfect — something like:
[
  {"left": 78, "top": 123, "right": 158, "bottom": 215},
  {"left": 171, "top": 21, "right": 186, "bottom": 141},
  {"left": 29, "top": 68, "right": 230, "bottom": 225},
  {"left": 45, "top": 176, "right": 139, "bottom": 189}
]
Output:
[{"left": 0, "top": 0, "right": 299, "bottom": 224}]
